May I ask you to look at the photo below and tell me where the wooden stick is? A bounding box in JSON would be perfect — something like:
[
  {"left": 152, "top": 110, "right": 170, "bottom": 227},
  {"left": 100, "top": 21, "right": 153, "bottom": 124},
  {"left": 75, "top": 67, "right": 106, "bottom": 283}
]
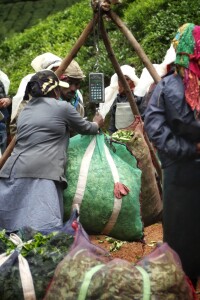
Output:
[
  {"left": 107, "top": 10, "right": 161, "bottom": 84},
  {"left": 100, "top": 15, "right": 162, "bottom": 181},
  {"left": 0, "top": 135, "right": 16, "bottom": 170},
  {"left": 55, "top": 13, "right": 99, "bottom": 78},
  {"left": 100, "top": 18, "right": 139, "bottom": 116}
]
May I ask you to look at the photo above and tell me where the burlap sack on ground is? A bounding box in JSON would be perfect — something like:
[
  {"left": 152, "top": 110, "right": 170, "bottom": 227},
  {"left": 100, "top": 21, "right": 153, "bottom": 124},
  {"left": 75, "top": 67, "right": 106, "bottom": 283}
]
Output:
[
  {"left": 127, "top": 121, "right": 162, "bottom": 226},
  {"left": 112, "top": 118, "right": 162, "bottom": 227}
]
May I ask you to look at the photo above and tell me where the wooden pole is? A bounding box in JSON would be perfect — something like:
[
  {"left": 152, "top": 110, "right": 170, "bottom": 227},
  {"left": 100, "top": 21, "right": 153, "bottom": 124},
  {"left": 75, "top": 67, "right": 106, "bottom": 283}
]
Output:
[
  {"left": 100, "top": 17, "right": 139, "bottom": 116},
  {"left": 55, "top": 13, "right": 99, "bottom": 78},
  {"left": 0, "top": 136, "right": 16, "bottom": 170},
  {"left": 100, "top": 15, "right": 162, "bottom": 181},
  {"left": 107, "top": 10, "right": 161, "bottom": 84}
]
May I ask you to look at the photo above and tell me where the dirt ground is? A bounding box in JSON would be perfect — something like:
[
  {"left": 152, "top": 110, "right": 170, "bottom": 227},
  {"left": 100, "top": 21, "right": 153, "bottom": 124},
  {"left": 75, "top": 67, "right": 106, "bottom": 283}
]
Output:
[{"left": 90, "top": 222, "right": 200, "bottom": 299}]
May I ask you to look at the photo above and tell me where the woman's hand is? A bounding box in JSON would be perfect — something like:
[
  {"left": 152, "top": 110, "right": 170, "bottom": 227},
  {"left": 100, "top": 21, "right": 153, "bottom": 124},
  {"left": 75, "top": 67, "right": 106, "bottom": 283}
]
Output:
[
  {"left": 93, "top": 112, "right": 104, "bottom": 128},
  {"left": 0, "top": 98, "right": 11, "bottom": 108}
]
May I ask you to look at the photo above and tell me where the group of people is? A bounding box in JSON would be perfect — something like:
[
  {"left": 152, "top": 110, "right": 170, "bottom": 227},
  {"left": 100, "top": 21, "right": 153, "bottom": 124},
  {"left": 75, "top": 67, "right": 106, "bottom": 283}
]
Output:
[{"left": 0, "top": 23, "right": 200, "bottom": 289}]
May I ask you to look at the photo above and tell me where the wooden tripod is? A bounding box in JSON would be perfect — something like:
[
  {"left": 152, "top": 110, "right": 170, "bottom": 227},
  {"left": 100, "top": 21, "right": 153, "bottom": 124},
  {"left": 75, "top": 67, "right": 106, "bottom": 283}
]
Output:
[
  {"left": 0, "top": 1, "right": 162, "bottom": 182},
  {"left": 55, "top": 3, "right": 162, "bottom": 180}
]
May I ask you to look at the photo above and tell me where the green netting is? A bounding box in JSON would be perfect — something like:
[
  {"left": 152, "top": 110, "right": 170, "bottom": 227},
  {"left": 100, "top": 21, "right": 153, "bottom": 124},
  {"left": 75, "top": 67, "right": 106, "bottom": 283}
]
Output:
[{"left": 64, "top": 134, "right": 143, "bottom": 241}]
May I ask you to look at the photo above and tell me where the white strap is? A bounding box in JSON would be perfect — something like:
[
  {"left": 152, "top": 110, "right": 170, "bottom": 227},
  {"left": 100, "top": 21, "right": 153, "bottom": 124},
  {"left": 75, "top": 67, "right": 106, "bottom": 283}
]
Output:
[
  {"left": 18, "top": 254, "right": 36, "bottom": 300},
  {"left": 0, "top": 252, "right": 12, "bottom": 267},
  {"left": 0, "top": 233, "right": 36, "bottom": 300},
  {"left": 9, "top": 233, "right": 25, "bottom": 249},
  {"left": 0, "top": 233, "right": 24, "bottom": 267},
  {"left": 101, "top": 143, "right": 122, "bottom": 235},
  {"left": 72, "top": 137, "right": 96, "bottom": 210}
]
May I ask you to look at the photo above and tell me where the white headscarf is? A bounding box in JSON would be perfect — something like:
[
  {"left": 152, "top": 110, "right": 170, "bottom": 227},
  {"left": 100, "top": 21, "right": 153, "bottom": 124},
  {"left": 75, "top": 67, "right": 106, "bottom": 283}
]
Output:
[
  {"left": 0, "top": 70, "right": 10, "bottom": 95},
  {"left": 11, "top": 53, "right": 85, "bottom": 121},
  {"left": 99, "top": 65, "right": 139, "bottom": 118},
  {"left": 11, "top": 53, "right": 63, "bottom": 121},
  {"left": 31, "top": 52, "right": 62, "bottom": 72},
  {"left": 134, "top": 44, "right": 176, "bottom": 97}
]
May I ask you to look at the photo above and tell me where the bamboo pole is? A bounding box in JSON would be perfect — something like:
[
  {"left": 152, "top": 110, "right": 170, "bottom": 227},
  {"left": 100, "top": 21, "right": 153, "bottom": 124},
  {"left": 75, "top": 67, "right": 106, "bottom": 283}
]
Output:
[
  {"left": 107, "top": 10, "right": 161, "bottom": 84},
  {"left": 0, "top": 136, "right": 16, "bottom": 170},
  {"left": 55, "top": 13, "right": 99, "bottom": 78},
  {"left": 100, "top": 18, "right": 140, "bottom": 116},
  {"left": 100, "top": 15, "right": 162, "bottom": 181}
]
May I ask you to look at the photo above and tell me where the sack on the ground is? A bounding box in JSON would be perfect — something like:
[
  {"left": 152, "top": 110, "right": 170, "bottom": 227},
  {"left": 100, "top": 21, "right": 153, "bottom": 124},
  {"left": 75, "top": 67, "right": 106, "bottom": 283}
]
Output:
[
  {"left": 112, "top": 117, "right": 163, "bottom": 226},
  {"left": 44, "top": 223, "right": 195, "bottom": 300},
  {"left": 0, "top": 213, "right": 76, "bottom": 300},
  {"left": 64, "top": 133, "right": 143, "bottom": 241}
]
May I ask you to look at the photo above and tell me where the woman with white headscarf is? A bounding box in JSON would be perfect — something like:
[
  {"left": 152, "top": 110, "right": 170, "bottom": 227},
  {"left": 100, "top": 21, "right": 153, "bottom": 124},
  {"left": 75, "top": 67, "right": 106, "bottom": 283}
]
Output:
[{"left": 99, "top": 65, "right": 139, "bottom": 134}]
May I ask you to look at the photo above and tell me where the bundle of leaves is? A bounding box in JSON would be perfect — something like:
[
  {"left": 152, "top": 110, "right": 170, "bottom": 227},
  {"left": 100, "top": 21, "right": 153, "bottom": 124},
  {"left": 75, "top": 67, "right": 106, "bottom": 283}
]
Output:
[
  {"left": 112, "top": 129, "right": 135, "bottom": 143},
  {"left": 0, "top": 227, "right": 74, "bottom": 300}
]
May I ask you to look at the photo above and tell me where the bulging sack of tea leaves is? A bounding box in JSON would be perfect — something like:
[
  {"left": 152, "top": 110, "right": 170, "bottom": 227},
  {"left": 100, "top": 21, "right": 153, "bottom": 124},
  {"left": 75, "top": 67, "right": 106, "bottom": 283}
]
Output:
[
  {"left": 0, "top": 218, "right": 75, "bottom": 300},
  {"left": 112, "top": 117, "right": 163, "bottom": 227},
  {"left": 44, "top": 224, "right": 195, "bottom": 300},
  {"left": 64, "top": 133, "right": 143, "bottom": 241}
]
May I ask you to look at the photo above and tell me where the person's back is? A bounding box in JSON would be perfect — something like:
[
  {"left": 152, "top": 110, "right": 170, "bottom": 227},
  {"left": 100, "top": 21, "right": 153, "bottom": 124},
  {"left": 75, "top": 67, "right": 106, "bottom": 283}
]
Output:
[{"left": 0, "top": 72, "right": 11, "bottom": 156}]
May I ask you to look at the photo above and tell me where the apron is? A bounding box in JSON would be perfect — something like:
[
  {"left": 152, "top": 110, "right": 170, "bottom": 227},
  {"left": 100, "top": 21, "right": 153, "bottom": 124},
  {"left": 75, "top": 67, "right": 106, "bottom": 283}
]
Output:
[{"left": 115, "top": 102, "right": 134, "bottom": 130}]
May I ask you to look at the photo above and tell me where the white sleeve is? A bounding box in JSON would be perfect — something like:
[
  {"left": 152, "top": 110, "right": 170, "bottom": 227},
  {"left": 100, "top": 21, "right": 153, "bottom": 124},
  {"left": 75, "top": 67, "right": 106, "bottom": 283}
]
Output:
[
  {"left": 11, "top": 73, "right": 34, "bottom": 121},
  {"left": 0, "top": 70, "right": 10, "bottom": 94}
]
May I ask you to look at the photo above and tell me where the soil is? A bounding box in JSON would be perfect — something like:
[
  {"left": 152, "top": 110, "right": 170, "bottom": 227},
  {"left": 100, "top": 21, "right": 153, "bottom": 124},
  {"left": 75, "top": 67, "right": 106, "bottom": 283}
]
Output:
[
  {"left": 90, "top": 222, "right": 163, "bottom": 262},
  {"left": 89, "top": 222, "right": 200, "bottom": 299}
]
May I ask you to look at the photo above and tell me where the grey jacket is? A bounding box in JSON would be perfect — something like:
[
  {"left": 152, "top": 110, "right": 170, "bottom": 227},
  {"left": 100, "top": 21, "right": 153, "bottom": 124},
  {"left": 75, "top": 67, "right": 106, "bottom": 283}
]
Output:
[{"left": 0, "top": 97, "right": 98, "bottom": 187}]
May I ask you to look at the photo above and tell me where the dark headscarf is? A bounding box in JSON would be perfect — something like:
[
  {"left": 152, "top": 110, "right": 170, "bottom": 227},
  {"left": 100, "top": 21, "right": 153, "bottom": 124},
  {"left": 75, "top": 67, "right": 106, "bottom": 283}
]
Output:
[{"left": 24, "top": 70, "right": 60, "bottom": 100}]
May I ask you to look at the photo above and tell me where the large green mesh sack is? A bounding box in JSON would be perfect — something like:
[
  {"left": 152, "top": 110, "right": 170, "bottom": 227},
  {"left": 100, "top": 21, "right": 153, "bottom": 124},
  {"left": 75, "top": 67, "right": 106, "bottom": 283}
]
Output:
[{"left": 64, "top": 134, "right": 143, "bottom": 241}]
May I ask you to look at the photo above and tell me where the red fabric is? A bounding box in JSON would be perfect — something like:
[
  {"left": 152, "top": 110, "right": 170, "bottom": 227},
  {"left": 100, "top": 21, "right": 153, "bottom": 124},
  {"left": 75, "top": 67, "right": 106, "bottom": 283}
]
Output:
[
  {"left": 190, "top": 25, "right": 200, "bottom": 78},
  {"left": 114, "top": 182, "right": 130, "bottom": 199},
  {"left": 183, "top": 25, "right": 200, "bottom": 113},
  {"left": 184, "top": 69, "right": 200, "bottom": 112}
]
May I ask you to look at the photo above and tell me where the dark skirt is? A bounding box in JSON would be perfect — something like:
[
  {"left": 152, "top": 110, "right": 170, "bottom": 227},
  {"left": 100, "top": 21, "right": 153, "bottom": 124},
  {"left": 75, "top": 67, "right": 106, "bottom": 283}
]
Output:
[{"left": 163, "top": 159, "right": 200, "bottom": 282}]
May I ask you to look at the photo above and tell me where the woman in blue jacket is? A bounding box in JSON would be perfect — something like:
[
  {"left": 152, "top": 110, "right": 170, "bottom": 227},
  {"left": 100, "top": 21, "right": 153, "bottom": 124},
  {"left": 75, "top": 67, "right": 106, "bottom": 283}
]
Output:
[{"left": 144, "top": 23, "right": 200, "bottom": 288}]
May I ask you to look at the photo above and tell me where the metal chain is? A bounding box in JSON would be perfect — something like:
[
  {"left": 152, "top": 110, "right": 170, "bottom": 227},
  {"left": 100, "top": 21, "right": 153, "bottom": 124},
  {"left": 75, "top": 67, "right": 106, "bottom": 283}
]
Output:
[{"left": 92, "top": 0, "right": 101, "bottom": 72}]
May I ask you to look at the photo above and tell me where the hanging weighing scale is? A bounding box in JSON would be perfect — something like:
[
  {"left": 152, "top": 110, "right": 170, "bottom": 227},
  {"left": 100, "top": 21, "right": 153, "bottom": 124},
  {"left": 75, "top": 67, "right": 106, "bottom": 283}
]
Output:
[
  {"left": 89, "top": 2, "right": 105, "bottom": 106},
  {"left": 89, "top": 72, "right": 105, "bottom": 103}
]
